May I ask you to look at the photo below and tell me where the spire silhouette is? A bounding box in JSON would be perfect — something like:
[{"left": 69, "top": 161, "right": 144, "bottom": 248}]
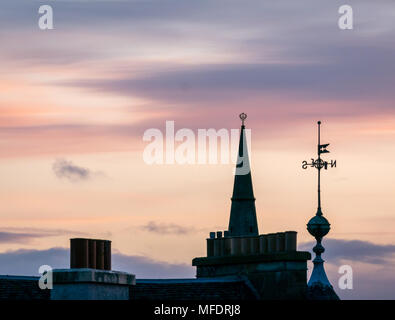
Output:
[
  {"left": 303, "top": 121, "right": 339, "bottom": 300},
  {"left": 228, "top": 113, "right": 259, "bottom": 237}
]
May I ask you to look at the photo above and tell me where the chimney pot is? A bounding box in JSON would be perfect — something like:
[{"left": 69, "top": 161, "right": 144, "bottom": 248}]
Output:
[
  {"left": 267, "top": 233, "right": 276, "bottom": 253},
  {"left": 70, "top": 238, "right": 111, "bottom": 271},
  {"left": 96, "top": 240, "right": 105, "bottom": 270},
  {"left": 285, "top": 231, "right": 297, "bottom": 252},
  {"left": 70, "top": 238, "right": 89, "bottom": 268},
  {"left": 276, "top": 232, "right": 285, "bottom": 252},
  {"left": 230, "top": 237, "right": 241, "bottom": 256},
  {"left": 88, "top": 239, "right": 97, "bottom": 269},
  {"left": 259, "top": 234, "right": 268, "bottom": 254}
]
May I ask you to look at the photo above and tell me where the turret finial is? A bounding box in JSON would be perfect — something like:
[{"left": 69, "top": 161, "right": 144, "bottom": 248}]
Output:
[
  {"left": 239, "top": 113, "right": 247, "bottom": 126},
  {"left": 302, "top": 121, "right": 339, "bottom": 300}
]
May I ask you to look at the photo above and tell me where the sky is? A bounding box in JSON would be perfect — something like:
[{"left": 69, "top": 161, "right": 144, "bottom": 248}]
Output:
[{"left": 1, "top": 0, "right": 395, "bottom": 299}]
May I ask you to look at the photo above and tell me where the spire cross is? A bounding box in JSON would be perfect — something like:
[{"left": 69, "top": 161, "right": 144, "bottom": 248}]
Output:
[
  {"left": 239, "top": 113, "right": 247, "bottom": 127},
  {"left": 302, "top": 121, "right": 337, "bottom": 216}
]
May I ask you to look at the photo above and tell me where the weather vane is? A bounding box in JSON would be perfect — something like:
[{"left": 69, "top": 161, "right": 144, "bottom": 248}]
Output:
[
  {"left": 302, "top": 120, "right": 336, "bottom": 216},
  {"left": 239, "top": 113, "right": 247, "bottom": 126},
  {"left": 303, "top": 121, "right": 339, "bottom": 299}
]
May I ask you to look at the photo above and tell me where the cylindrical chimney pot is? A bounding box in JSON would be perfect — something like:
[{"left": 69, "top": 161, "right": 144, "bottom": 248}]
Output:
[
  {"left": 276, "top": 232, "right": 285, "bottom": 252},
  {"left": 213, "top": 238, "right": 222, "bottom": 256},
  {"left": 231, "top": 237, "right": 241, "bottom": 256},
  {"left": 240, "top": 237, "right": 251, "bottom": 255},
  {"left": 223, "top": 237, "right": 232, "bottom": 256},
  {"left": 207, "top": 238, "right": 215, "bottom": 257},
  {"left": 219, "top": 238, "right": 226, "bottom": 256},
  {"left": 103, "top": 240, "right": 111, "bottom": 270},
  {"left": 70, "top": 238, "right": 89, "bottom": 268},
  {"left": 267, "top": 233, "right": 276, "bottom": 253},
  {"left": 259, "top": 235, "right": 268, "bottom": 254},
  {"left": 285, "top": 231, "right": 297, "bottom": 252},
  {"left": 251, "top": 236, "right": 260, "bottom": 254},
  {"left": 96, "top": 240, "right": 105, "bottom": 270},
  {"left": 88, "top": 239, "right": 97, "bottom": 269}
]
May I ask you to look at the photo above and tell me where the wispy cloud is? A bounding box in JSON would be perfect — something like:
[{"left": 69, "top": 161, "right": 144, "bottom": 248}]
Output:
[
  {"left": 52, "top": 158, "right": 103, "bottom": 182},
  {"left": 0, "top": 232, "right": 44, "bottom": 244},
  {"left": 141, "top": 221, "right": 197, "bottom": 235},
  {"left": 0, "top": 228, "right": 86, "bottom": 244},
  {"left": 62, "top": 55, "right": 395, "bottom": 104}
]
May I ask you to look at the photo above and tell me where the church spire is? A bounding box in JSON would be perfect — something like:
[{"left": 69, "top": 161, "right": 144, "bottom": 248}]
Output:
[{"left": 228, "top": 113, "right": 259, "bottom": 237}]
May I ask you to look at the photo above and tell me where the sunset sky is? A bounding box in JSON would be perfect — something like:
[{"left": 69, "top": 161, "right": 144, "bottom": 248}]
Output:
[{"left": 1, "top": 0, "right": 395, "bottom": 299}]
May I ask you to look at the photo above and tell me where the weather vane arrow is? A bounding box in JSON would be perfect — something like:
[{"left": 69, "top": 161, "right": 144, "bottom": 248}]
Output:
[{"left": 318, "top": 143, "right": 330, "bottom": 155}]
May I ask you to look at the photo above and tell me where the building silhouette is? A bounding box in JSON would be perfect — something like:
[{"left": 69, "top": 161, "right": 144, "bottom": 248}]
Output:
[{"left": 0, "top": 115, "right": 339, "bottom": 300}]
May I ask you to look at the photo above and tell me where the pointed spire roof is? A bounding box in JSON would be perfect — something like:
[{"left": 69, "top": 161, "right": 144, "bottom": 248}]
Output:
[{"left": 228, "top": 113, "right": 259, "bottom": 237}]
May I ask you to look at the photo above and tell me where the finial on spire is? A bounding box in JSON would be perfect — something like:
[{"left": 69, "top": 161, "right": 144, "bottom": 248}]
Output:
[{"left": 239, "top": 113, "right": 247, "bottom": 126}]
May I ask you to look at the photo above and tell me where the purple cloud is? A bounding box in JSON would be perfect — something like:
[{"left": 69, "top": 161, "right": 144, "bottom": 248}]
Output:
[
  {"left": 52, "top": 158, "right": 105, "bottom": 182},
  {"left": 141, "top": 222, "right": 197, "bottom": 235},
  {"left": 0, "top": 248, "right": 194, "bottom": 279}
]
